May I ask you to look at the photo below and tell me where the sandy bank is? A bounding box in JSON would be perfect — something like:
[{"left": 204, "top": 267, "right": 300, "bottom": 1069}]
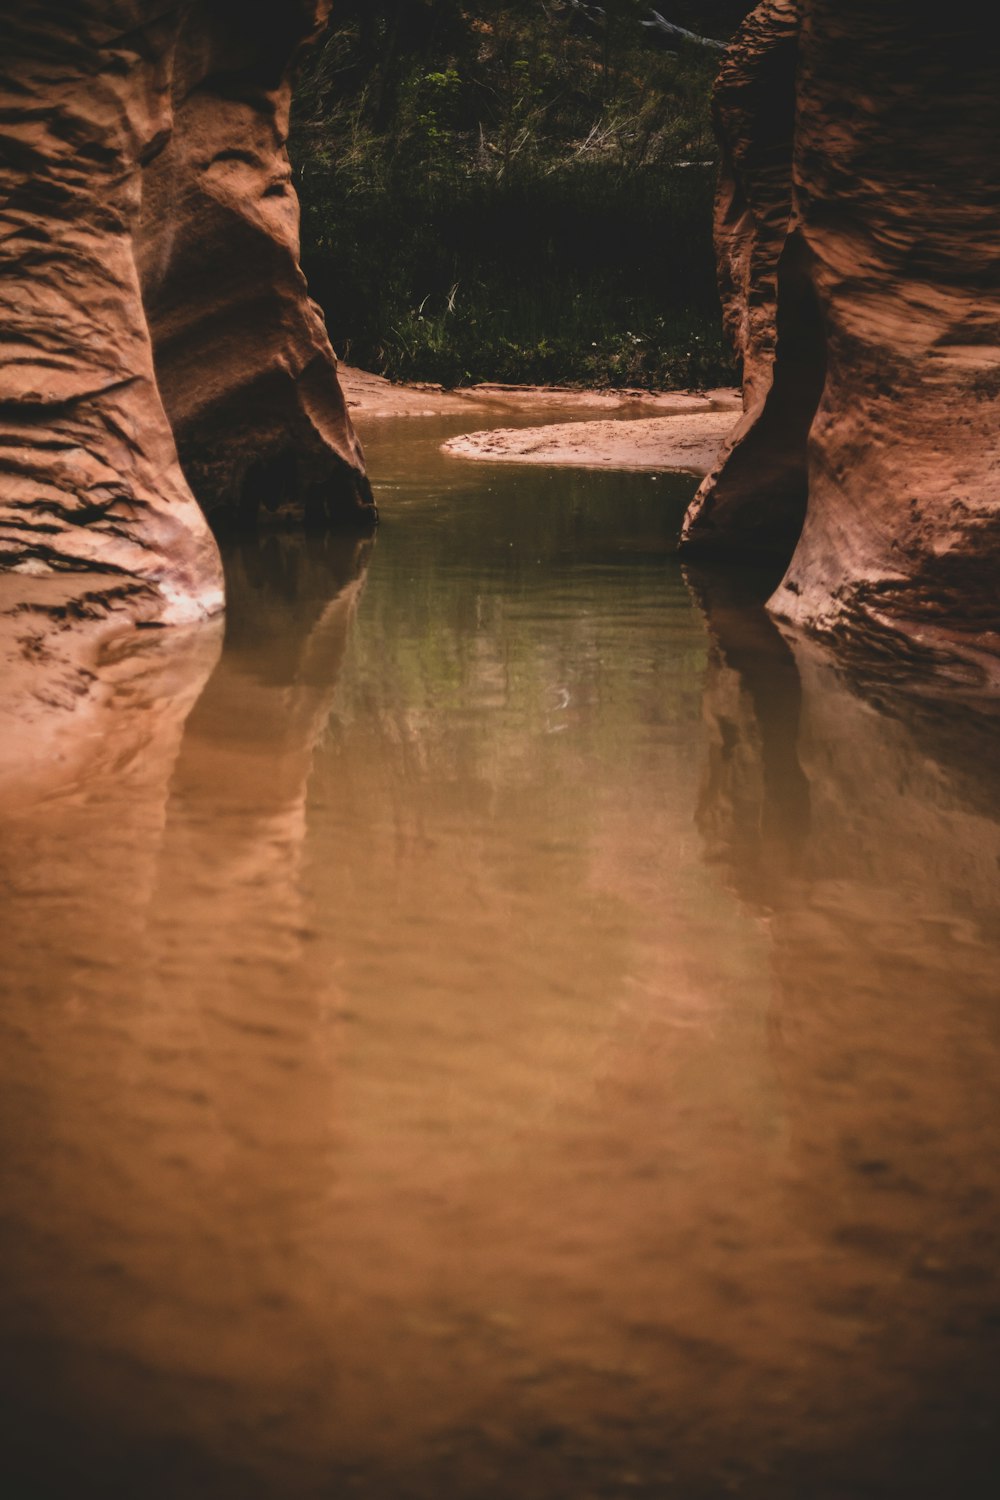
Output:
[
  {"left": 440, "top": 410, "right": 738, "bottom": 475},
  {"left": 339, "top": 364, "right": 740, "bottom": 473},
  {"left": 339, "top": 363, "right": 739, "bottom": 425}
]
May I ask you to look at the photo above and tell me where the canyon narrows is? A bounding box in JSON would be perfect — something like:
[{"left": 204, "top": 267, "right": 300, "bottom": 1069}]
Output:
[
  {"left": 1, "top": 6, "right": 999, "bottom": 1487},
  {"left": 1, "top": 0, "right": 996, "bottom": 673}
]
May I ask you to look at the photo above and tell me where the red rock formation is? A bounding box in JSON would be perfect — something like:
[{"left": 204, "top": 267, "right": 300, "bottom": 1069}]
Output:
[
  {"left": 682, "top": 0, "right": 1000, "bottom": 678},
  {"left": 0, "top": 1, "right": 373, "bottom": 628}
]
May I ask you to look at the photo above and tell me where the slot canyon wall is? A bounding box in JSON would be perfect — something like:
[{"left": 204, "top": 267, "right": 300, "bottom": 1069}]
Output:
[
  {"left": 0, "top": 0, "right": 373, "bottom": 636},
  {"left": 681, "top": 0, "right": 1000, "bottom": 681}
]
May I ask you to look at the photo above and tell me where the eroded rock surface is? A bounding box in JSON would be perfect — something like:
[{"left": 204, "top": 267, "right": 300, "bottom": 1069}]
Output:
[
  {"left": 683, "top": 0, "right": 1000, "bottom": 677},
  {"left": 0, "top": 1, "right": 373, "bottom": 630}
]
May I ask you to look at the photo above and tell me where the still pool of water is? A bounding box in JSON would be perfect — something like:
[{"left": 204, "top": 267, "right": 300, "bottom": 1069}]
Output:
[{"left": 0, "top": 417, "right": 998, "bottom": 1499}]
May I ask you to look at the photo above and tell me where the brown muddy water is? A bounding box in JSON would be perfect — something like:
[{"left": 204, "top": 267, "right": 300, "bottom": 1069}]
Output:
[{"left": 0, "top": 415, "right": 998, "bottom": 1500}]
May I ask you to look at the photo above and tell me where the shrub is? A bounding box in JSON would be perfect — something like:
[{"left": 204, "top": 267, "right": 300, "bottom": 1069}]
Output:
[{"left": 290, "top": 3, "right": 746, "bottom": 389}]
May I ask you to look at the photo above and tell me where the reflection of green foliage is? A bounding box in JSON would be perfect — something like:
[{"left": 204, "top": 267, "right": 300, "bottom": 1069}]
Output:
[
  {"left": 299, "top": 445, "right": 781, "bottom": 1125},
  {"left": 290, "top": 3, "right": 748, "bottom": 388},
  {"left": 330, "top": 460, "right": 708, "bottom": 773},
  {"left": 309, "top": 458, "right": 718, "bottom": 1043}
]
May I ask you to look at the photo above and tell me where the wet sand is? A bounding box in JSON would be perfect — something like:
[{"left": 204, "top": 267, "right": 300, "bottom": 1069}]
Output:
[
  {"left": 338, "top": 364, "right": 739, "bottom": 474},
  {"left": 339, "top": 362, "right": 739, "bottom": 424},
  {"left": 440, "top": 410, "right": 737, "bottom": 474}
]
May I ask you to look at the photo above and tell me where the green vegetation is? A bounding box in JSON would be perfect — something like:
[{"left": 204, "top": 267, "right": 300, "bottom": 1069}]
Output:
[{"left": 290, "top": 2, "right": 753, "bottom": 389}]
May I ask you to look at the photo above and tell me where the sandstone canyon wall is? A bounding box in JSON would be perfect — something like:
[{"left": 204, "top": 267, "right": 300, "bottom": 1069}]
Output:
[
  {"left": 682, "top": 0, "right": 1000, "bottom": 679},
  {"left": 0, "top": 0, "right": 373, "bottom": 632}
]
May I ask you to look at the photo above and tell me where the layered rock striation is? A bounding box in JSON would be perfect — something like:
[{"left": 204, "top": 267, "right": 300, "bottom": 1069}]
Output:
[
  {"left": 0, "top": 0, "right": 373, "bottom": 629},
  {"left": 682, "top": 0, "right": 1000, "bottom": 676}
]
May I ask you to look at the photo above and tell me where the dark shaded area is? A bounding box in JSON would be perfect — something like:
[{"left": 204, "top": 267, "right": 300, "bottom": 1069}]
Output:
[
  {"left": 686, "top": 558, "right": 811, "bottom": 895},
  {"left": 299, "top": 164, "right": 727, "bottom": 388},
  {"left": 683, "top": 228, "right": 828, "bottom": 559},
  {"left": 290, "top": 3, "right": 757, "bottom": 386}
]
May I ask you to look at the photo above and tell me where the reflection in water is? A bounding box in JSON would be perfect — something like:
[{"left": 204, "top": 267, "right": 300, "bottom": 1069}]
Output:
[
  {"left": 0, "top": 424, "right": 998, "bottom": 1499},
  {"left": 691, "top": 566, "right": 1000, "bottom": 1495}
]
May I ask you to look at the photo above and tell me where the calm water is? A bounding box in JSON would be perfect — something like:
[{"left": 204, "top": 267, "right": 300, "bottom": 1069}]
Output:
[{"left": 1, "top": 416, "right": 998, "bottom": 1499}]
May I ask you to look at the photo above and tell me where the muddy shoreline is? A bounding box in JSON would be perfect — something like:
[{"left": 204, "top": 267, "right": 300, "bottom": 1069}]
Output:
[
  {"left": 440, "top": 410, "right": 737, "bottom": 474},
  {"left": 340, "top": 364, "right": 741, "bottom": 477}
]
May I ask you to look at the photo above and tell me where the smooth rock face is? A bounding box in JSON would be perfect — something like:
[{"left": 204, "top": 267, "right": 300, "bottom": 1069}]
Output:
[
  {"left": 683, "top": 0, "right": 1000, "bottom": 676},
  {"left": 0, "top": 1, "right": 372, "bottom": 627}
]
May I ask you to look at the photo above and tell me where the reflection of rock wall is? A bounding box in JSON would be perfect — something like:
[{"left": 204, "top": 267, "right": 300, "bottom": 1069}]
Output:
[
  {"left": 692, "top": 566, "right": 1000, "bottom": 1488},
  {"left": 0, "top": 2, "right": 373, "bottom": 629},
  {"left": 0, "top": 534, "right": 368, "bottom": 1497},
  {"left": 682, "top": 1, "right": 1000, "bottom": 675}
]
